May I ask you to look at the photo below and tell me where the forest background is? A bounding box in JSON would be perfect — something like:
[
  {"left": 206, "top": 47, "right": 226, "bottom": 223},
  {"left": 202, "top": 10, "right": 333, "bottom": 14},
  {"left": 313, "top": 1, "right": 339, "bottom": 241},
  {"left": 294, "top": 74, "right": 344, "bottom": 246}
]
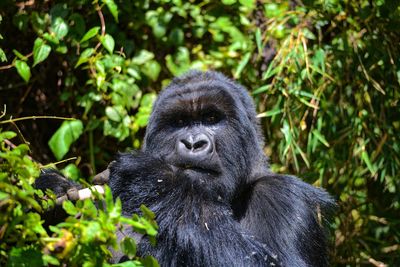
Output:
[{"left": 0, "top": 0, "right": 399, "bottom": 266}]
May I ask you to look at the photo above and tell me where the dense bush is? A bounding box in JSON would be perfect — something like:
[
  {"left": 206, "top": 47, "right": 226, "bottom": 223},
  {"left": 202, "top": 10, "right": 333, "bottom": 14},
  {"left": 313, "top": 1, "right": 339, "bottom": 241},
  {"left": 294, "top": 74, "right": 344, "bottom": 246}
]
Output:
[{"left": 0, "top": 0, "right": 399, "bottom": 265}]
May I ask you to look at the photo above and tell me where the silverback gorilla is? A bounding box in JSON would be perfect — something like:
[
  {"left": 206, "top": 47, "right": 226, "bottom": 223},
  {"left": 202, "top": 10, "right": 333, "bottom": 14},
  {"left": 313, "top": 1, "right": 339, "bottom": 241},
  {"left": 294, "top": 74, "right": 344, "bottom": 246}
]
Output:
[{"left": 37, "top": 71, "right": 334, "bottom": 266}]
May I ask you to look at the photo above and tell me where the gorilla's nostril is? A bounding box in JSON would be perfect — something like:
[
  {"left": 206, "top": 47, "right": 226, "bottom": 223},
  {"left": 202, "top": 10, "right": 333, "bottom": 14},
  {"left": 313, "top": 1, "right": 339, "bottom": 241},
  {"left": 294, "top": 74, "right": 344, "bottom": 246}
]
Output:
[
  {"left": 177, "top": 133, "right": 213, "bottom": 157},
  {"left": 181, "top": 139, "right": 192, "bottom": 150},
  {"left": 193, "top": 140, "right": 208, "bottom": 150}
]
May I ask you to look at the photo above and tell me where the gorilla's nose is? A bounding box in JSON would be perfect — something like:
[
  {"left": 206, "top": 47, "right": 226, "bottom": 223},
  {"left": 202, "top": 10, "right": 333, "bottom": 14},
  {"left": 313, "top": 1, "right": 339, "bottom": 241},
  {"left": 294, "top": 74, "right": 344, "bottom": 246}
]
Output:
[{"left": 177, "top": 133, "right": 213, "bottom": 158}]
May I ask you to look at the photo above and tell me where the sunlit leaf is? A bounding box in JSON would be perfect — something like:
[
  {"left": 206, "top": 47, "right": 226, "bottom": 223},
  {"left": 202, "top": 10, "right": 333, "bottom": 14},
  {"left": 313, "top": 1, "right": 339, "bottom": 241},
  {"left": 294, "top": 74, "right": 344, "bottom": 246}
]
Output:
[
  {"left": 63, "top": 200, "right": 78, "bottom": 216},
  {"left": 51, "top": 17, "right": 69, "bottom": 39},
  {"left": 120, "top": 237, "right": 137, "bottom": 258},
  {"left": 234, "top": 52, "right": 251, "bottom": 78},
  {"left": 75, "top": 48, "right": 95, "bottom": 68},
  {"left": 80, "top": 27, "right": 100, "bottom": 43},
  {"left": 48, "top": 120, "right": 84, "bottom": 160},
  {"left": 312, "top": 129, "right": 330, "bottom": 147},
  {"left": 102, "top": 0, "right": 119, "bottom": 22},
  {"left": 33, "top": 38, "right": 51, "bottom": 66},
  {"left": 15, "top": 60, "right": 31, "bottom": 82},
  {"left": 100, "top": 34, "right": 115, "bottom": 54}
]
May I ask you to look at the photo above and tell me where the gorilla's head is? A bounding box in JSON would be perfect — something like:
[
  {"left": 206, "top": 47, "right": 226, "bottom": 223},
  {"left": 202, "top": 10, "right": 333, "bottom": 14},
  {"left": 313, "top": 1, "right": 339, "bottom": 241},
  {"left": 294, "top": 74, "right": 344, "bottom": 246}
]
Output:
[{"left": 143, "top": 71, "right": 268, "bottom": 199}]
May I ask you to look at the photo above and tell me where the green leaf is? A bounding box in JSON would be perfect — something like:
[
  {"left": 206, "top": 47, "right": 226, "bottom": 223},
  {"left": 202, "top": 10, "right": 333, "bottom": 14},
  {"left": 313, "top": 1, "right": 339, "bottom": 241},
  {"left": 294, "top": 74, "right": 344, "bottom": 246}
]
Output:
[
  {"left": 0, "top": 48, "right": 7, "bottom": 62},
  {"left": 252, "top": 84, "right": 271, "bottom": 95},
  {"left": 62, "top": 200, "right": 79, "bottom": 216},
  {"left": 100, "top": 34, "right": 115, "bottom": 54},
  {"left": 257, "top": 108, "right": 283, "bottom": 118},
  {"left": 102, "top": 0, "right": 119, "bottom": 22},
  {"left": 140, "top": 204, "right": 156, "bottom": 220},
  {"left": 33, "top": 38, "right": 51, "bottom": 66},
  {"left": 43, "top": 32, "right": 59, "bottom": 44},
  {"left": 0, "top": 192, "right": 8, "bottom": 200},
  {"left": 222, "top": 0, "right": 236, "bottom": 5},
  {"left": 8, "top": 247, "right": 44, "bottom": 267},
  {"left": 312, "top": 129, "right": 330, "bottom": 147},
  {"left": 75, "top": 48, "right": 95, "bottom": 68},
  {"left": 13, "top": 49, "right": 27, "bottom": 60},
  {"left": 132, "top": 50, "right": 154, "bottom": 65},
  {"left": 56, "top": 45, "right": 68, "bottom": 54},
  {"left": 61, "top": 163, "right": 81, "bottom": 180},
  {"left": 15, "top": 60, "right": 31, "bottom": 82},
  {"left": 0, "top": 131, "right": 17, "bottom": 142},
  {"left": 142, "top": 255, "right": 160, "bottom": 267},
  {"left": 106, "top": 106, "right": 123, "bottom": 122},
  {"left": 255, "top": 28, "right": 262, "bottom": 54},
  {"left": 120, "top": 237, "right": 137, "bottom": 259},
  {"left": 80, "top": 26, "right": 100, "bottom": 43},
  {"left": 239, "top": 0, "right": 255, "bottom": 8},
  {"left": 42, "top": 255, "right": 60, "bottom": 266},
  {"left": 51, "top": 17, "right": 69, "bottom": 39},
  {"left": 361, "top": 151, "right": 376, "bottom": 175},
  {"left": 234, "top": 52, "right": 251, "bottom": 78},
  {"left": 168, "top": 28, "right": 184, "bottom": 45},
  {"left": 48, "top": 120, "right": 84, "bottom": 160},
  {"left": 142, "top": 60, "right": 161, "bottom": 81}
]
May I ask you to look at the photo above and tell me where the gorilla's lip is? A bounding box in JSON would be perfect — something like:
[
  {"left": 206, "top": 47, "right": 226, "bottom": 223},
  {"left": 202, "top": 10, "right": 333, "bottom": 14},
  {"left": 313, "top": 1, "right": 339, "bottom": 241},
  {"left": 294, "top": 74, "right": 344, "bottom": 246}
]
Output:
[
  {"left": 175, "top": 164, "right": 220, "bottom": 175},
  {"left": 165, "top": 154, "right": 222, "bottom": 175}
]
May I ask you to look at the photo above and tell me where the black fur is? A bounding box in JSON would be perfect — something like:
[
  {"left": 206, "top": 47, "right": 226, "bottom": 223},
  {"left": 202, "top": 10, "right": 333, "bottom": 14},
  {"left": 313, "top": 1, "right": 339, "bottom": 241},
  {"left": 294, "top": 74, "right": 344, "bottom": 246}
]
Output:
[
  {"left": 35, "top": 169, "right": 81, "bottom": 227},
  {"left": 109, "top": 71, "right": 334, "bottom": 266}
]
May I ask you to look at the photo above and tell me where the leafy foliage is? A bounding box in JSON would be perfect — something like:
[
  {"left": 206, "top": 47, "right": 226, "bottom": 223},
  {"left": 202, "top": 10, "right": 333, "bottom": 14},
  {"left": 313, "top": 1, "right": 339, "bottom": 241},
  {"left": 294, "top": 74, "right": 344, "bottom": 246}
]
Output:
[
  {"left": 0, "top": 129, "right": 158, "bottom": 266},
  {"left": 0, "top": 0, "right": 399, "bottom": 265}
]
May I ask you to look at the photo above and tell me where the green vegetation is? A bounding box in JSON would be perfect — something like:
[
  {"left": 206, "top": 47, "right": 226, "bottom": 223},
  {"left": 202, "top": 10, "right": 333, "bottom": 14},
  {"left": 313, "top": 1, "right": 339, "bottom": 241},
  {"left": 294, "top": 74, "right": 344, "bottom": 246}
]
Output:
[{"left": 0, "top": 0, "right": 399, "bottom": 265}]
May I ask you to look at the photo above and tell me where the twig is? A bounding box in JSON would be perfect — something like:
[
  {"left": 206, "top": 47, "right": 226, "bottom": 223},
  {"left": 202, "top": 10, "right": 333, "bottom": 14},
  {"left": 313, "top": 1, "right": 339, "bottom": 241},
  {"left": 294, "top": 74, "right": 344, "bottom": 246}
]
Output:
[
  {"left": 0, "top": 64, "right": 14, "bottom": 70},
  {"left": 0, "top": 116, "right": 75, "bottom": 124},
  {"left": 41, "top": 157, "right": 79, "bottom": 168},
  {"left": 0, "top": 52, "right": 33, "bottom": 70},
  {"left": 94, "top": 2, "right": 106, "bottom": 51},
  {"left": 55, "top": 185, "right": 105, "bottom": 205},
  {"left": 0, "top": 105, "right": 6, "bottom": 119}
]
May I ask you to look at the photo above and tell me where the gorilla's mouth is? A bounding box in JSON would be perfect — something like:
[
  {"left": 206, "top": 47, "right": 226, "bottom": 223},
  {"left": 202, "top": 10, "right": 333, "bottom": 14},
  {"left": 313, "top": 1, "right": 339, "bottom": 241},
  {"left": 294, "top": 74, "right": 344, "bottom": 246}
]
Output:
[
  {"left": 165, "top": 154, "right": 222, "bottom": 176},
  {"left": 178, "top": 164, "right": 220, "bottom": 175}
]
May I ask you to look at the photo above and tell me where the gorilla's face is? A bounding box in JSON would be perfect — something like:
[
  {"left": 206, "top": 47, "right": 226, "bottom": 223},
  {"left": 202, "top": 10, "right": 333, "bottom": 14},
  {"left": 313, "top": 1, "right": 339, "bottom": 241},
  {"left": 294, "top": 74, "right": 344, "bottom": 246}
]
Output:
[{"left": 143, "top": 71, "right": 265, "bottom": 199}]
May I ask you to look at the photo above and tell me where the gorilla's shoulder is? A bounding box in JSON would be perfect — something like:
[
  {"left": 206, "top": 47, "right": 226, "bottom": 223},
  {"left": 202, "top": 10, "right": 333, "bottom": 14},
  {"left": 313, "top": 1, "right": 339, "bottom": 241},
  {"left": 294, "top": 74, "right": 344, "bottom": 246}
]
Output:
[
  {"left": 257, "top": 174, "right": 335, "bottom": 211},
  {"left": 235, "top": 173, "right": 335, "bottom": 228}
]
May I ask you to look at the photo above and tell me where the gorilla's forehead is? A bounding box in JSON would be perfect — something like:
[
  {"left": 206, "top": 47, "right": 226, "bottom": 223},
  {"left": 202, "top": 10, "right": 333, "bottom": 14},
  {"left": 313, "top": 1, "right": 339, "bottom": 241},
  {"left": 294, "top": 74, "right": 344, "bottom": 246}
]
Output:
[{"left": 157, "top": 81, "right": 238, "bottom": 116}]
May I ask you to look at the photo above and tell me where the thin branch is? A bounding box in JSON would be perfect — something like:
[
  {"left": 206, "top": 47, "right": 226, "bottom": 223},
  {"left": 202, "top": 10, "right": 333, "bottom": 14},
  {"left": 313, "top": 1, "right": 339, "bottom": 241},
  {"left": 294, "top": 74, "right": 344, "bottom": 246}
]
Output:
[
  {"left": 94, "top": 2, "right": 106, "bottom": 51},
  {"left": 0, "top": 105, "right": 6, "bottom": 119},
  {"left": 0, "top": 64, "right": 14, "bottom": 70},
  {"left": 41, "top": 157, "right": 79, "bottom": 168},
  {"left": 0, "top": 116, "right": 76, "bottom": 124},
  {"left": 0, "top": 52, "right": 33, "bottom": 70},
  {"left": 55, "top": 185, "right": 105, "bottom": 205}
]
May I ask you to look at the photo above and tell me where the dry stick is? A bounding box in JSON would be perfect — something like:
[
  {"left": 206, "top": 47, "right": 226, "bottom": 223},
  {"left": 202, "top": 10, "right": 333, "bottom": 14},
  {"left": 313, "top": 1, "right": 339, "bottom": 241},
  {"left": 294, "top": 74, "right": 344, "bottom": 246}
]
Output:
[
  {"left": 55, "top": 185, "right": 105, "bottom": 205},
  {"left": 55, "top": 168, "right": 110, "bottom": 205}
]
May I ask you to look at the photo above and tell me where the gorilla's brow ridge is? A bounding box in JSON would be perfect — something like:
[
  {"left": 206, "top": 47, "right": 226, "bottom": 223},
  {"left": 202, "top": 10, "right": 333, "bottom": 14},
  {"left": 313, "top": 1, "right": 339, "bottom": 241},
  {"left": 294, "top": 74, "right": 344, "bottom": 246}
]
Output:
[{"left": 160, "top": 88, "right": 237, "bottom": 121}]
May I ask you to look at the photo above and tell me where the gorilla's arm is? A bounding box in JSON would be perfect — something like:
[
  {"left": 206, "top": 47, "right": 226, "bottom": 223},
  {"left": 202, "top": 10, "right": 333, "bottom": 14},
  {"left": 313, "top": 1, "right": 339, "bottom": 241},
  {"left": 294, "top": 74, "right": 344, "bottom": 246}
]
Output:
[
  {"left": 35, "top": 169, "right": 81, "bottom": 197},
  {"left": 108, "top": 151, "right": 174, "bottom": 216},
  {"left": 109, "top": 152, "right": 281, "bottom": 266},
  {"left": 233, "top": 174, "right": 334, "bottom": 267},
  {"left": 34, "top": 170, "right": 82, "bottom": 226}
]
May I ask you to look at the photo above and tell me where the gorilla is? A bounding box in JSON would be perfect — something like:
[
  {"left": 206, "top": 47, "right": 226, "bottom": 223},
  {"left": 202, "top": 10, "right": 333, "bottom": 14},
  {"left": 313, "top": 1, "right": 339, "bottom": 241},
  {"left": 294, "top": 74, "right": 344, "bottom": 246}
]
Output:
[{"left": 36, "top": 71, "right": 334, "bottom": 266}]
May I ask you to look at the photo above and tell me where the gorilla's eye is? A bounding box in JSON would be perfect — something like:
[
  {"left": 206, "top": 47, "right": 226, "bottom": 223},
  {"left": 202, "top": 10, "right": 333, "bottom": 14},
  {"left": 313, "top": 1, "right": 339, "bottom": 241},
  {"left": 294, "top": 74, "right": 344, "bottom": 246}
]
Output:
[
  {"left": 206, "top": 116, "right": 216, "bottom": 123},
  {"left": 172, "top": 117, "right": 187, "bottom": 127},
  {"left": 203, "top": 111, "right": 223, "bottom": 125}
]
